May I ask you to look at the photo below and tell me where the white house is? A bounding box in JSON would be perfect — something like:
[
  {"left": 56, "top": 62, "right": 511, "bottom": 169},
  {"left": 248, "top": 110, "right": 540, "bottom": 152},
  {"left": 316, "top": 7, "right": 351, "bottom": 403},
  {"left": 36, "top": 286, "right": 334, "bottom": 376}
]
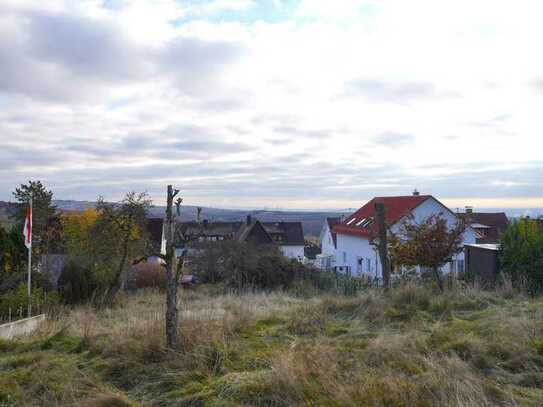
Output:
[
  {"left": 146, "top": 217, "right": 166, "bottom": 263},
  {"left": 316, "top": 217, "right": 340, "bottom": 270},
  {"left": 332, "top": 193, "right": 477, "bottom": 279}
]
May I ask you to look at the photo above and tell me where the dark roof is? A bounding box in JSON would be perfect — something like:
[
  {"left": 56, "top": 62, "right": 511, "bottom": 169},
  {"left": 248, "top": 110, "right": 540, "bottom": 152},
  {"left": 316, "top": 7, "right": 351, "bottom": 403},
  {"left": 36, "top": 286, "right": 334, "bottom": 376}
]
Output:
[
  {"left": 334, "top": 195, "right": 433, "bottom": 238},
  {"left": 178, "top": 221, "right": 242, "bottom": 239},
  {"left": 262, "top": 222, "right": 304, "bottom": 246},
  {"left": 235, "top": 220, "right": 274, "bottom": 245},
  {"left": 146, "top": 218, "right": 164, "bottom": 249},
  {"left": 459, "top": 212, "right": 509, "bottom": 243}
]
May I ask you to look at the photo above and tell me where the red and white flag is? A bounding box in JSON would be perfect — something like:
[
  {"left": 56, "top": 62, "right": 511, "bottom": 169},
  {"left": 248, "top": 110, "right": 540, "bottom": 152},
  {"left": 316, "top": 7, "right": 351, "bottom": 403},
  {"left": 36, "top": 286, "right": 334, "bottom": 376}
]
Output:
[{"left": 23, "top": 202, "right": 32, "bottom": 249}]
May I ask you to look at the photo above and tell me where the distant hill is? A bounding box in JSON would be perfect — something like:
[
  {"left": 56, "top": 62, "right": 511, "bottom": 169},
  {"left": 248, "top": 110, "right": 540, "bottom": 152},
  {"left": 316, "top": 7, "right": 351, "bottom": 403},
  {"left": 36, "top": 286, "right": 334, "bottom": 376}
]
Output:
[
  {"left": 4, "top": 199, "right": 540, "bottom": 237},
  {"left": 51, "top": 200, "right": 343, "bottom": 238}
]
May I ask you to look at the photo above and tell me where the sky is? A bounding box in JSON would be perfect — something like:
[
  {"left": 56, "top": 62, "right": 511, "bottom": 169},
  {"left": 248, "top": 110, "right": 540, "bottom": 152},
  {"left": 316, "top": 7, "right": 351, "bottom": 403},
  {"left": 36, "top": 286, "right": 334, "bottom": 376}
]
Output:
[{"left": 0, "top": 0, "right": 542, "bottom": 211}]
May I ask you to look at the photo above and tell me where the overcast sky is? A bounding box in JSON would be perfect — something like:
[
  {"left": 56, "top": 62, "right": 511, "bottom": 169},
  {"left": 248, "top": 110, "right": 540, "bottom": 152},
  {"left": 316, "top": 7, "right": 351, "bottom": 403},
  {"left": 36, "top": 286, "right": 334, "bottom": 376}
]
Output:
[{"left": 1, "top": 0, "right": 542, "bottom": 210}]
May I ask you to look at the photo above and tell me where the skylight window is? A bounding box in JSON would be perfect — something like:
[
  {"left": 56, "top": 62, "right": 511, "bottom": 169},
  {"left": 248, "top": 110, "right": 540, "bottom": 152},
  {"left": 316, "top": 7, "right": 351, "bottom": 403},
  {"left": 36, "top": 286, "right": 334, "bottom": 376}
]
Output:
[
  {"left": 355, "top": 218, "right": 366, "bottom": 226},
  {"left": 346, "top": 218, "right": 357, "bottom": 225},
  {"left": 361, "top": 218, "right": 373, "bottom": 228}
]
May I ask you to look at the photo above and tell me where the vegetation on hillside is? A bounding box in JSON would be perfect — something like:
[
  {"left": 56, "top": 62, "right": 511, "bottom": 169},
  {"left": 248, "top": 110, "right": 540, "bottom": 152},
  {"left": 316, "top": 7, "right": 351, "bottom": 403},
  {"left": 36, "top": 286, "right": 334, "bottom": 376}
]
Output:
[{"left": 2, "top": 285, "right": 543, "bottom": 406}]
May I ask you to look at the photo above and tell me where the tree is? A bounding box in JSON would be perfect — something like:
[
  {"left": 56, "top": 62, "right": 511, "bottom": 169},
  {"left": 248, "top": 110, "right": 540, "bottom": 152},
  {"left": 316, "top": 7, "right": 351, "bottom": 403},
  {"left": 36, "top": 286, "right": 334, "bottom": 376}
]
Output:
[
  {"left": 388, "top": 213, "right": 466, "bottom": 292},
  {"left": 500, "top": 218, "right": 543, "bottom": 295},
  {"left": 0, "top": 225, "right": 26, "bottom": 276},
  {"left": 61, "top": 209, "right": 99, "bottom": 261},
  {"left": 12, "top": 181, "right": 56, "bottom": 255},
  {"left": 92, "top": 192, "right": 151, "bottom": 303}
]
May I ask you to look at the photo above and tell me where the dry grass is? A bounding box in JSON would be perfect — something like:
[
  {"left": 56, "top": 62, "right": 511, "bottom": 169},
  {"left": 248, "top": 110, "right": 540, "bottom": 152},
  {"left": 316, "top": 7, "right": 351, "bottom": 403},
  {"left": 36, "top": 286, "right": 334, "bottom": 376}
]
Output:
[{"left": 2, "top": 284, "right": 543, "bottom": 406}]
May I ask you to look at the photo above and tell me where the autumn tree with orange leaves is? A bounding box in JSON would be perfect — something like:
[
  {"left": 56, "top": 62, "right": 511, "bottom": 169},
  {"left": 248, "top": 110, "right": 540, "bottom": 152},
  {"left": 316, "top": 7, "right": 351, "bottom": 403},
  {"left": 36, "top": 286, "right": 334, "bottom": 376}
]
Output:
[{"left": 388, "top": 213, "right": 467, "bottom": 292}]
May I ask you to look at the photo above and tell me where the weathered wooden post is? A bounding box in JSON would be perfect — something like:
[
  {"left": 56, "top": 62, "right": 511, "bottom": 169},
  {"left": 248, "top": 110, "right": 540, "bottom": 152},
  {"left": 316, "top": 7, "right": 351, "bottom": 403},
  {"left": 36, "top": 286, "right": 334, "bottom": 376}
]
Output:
[
  {"left": 165, "top": 185, "right": 179, "bottom": 348},
  {"left": 375, "top": 202, "right": 391, "bottom": 292}
]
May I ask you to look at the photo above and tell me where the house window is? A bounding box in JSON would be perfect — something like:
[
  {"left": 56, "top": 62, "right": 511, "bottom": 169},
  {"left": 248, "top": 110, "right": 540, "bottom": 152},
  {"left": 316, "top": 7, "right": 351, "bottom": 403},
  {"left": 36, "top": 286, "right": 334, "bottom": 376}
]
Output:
[
  {"left": 458, "top": 259, "right": 465, "bottom": 273},
  {"left": 357, "top": 257, "right": 363, "bottom": 274},
  {"left": 366, "top": 258, "right": 371, "bottom": 273},
  {"left": 343, "top": 251, "right": 347, "bottom": 263}
]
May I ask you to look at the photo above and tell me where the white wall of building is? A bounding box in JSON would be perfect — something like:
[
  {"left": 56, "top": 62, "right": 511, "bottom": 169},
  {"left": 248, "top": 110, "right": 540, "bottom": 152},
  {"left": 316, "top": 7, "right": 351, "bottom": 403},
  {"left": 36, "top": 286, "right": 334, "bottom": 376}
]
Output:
[
  {"left": 335, "top": 233, "right": 380, "bottom": 277},
  {"left": 280, "top": 245, "right": 305, "bottom": 261},
  {"left": 320, "top": 221, "right": 336, "bottom": 257}
]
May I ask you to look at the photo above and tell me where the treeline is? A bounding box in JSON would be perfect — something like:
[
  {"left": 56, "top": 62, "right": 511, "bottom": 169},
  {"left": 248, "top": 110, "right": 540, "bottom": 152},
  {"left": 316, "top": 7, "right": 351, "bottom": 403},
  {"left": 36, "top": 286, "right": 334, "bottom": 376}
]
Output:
[
  {"left": 0, "top": 181, "right": 156, "bottom": 317},
  {"left": 499, "top": 218, "right": 543, "bottom": 295}
]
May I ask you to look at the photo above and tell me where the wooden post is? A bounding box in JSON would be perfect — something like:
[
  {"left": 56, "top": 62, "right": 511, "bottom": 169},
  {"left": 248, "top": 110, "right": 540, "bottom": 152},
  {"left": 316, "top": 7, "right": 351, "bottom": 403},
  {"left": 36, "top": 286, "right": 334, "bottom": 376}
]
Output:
[
  {"left": 375, "top": 202, "right": 391, "bottom": 292},
  {"left": 165, "top": 185, "right": 179, "bottom": 348}
]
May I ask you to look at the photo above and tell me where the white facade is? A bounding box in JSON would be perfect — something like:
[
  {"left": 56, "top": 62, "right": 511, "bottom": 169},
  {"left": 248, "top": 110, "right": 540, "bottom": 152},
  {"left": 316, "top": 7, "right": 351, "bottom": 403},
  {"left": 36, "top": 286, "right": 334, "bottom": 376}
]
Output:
[
  {"left": 335, "top": 197, "right": 477, "bottom": 278},
  {"left": 280, "top": 245, "right": 305, "bottom": 261},
  {"left": 319, "top": 221, "right": 336, "bottom": 257}
]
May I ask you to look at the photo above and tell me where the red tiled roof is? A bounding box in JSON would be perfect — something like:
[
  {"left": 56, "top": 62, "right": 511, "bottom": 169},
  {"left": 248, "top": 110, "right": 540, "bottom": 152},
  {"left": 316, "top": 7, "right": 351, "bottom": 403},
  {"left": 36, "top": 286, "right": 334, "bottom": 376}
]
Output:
[{"left": 333, "top": 195, "right": 432, "bottom": 238}]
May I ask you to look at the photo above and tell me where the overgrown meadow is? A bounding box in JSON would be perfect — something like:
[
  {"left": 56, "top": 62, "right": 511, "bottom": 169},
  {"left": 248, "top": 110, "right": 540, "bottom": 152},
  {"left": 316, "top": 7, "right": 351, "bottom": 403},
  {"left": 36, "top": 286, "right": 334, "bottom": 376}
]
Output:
[{"left": 2, "top": 284, "right": 543, "bottom": 406}]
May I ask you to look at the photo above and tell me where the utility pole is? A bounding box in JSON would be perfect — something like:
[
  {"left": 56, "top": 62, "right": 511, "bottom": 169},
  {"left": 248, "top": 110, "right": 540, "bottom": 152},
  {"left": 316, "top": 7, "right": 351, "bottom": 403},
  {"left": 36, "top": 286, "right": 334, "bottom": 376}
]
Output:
[{"left": 375, "top": 202, "right": 391, "bottom": 292}]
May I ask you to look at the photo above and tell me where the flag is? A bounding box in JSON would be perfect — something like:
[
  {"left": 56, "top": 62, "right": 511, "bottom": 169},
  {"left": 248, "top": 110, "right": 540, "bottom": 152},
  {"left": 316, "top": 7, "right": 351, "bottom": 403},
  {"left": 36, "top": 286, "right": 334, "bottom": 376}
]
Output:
[{"left": 23, "top": 202, "right": 32, "bottom": 249}]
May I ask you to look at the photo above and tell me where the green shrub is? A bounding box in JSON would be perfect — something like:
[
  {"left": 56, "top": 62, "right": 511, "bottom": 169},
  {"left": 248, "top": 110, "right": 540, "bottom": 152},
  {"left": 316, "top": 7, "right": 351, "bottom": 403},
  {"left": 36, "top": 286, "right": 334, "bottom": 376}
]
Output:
[
  {"left": 0, "top": 283, "right": 59, "bottom": 320},
  {"left": 57, "top": 260, "right": 98, "bottom": 304},
  {"left": 500, "top": 219, "right": 543, "bottom": 295}
]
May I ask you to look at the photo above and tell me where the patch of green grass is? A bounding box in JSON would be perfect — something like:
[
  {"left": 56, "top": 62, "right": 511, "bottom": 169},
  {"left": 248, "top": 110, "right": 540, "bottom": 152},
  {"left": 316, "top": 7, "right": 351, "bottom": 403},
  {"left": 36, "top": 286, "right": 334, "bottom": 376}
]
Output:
[{"left": 3, "top": 287, "right": 543, "bottom": 406}]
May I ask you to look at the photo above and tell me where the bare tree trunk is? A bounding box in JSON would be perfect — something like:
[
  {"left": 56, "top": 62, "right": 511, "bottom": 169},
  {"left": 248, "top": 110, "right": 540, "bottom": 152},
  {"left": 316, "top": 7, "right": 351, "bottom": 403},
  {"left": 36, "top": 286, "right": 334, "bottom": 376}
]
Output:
[
  {"left": 375, "top": 203, "right": 391, "bottom": 292},
  {"left": 105, "top": 236, "right": 129, "bottom": 305},
  {"left": 432, "top": 267, "right": 444, "bottom": 292},
  {"left": 165, "top": 185, "right": 179, "bottom": 348}
]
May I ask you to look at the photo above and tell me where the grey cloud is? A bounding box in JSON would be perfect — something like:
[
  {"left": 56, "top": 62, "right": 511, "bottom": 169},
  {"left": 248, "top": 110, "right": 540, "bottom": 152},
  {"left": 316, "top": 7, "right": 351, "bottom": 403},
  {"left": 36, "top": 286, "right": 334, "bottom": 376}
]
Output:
[
  {"left": 28, "top": 12, "right": 148, "bottom": 81},
  {"left": 373, "top": 131, "right": 415, "bottom": 147},
  {"left": 530, "top": 78, "right": 543, "bottom": 94},
  {"left": 1, "top": 149, "right": 542, "bottom": 205},
  {"left": 161, "top": 37, "right": 245, "bottom": 96},
  {"left": 273, "top": 126, "right": 330, "bottom": 139},
  {"left": 0, "top": 6, "right": 245, "bottom": 103},
  {"left": 343, "top": 79, "right": 451, "bottom": 102},
  {"left": 471, "top": 113, "right": 512, "bottom": 128}
]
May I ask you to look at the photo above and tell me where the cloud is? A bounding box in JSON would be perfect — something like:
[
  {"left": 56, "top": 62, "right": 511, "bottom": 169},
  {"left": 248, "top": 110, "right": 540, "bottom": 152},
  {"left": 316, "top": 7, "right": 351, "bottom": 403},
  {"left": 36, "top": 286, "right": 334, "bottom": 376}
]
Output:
[
  {"left": 0, "top": 5, "right": 246, "bottom": 103},
  {"left": 343, "top": 79, "right": 443, "bottom": 103},
  {"left": 0, "top": 0, "right": 542, "bottom": 210},
  {"left": 272, "top": 126, "right": 330, "bottom": 139},
  {"left": 373, "top": 132, "right": 415, "bottom": 147},
  {"left": 530, "top": 78, "right": 543, "bottom": 94}
]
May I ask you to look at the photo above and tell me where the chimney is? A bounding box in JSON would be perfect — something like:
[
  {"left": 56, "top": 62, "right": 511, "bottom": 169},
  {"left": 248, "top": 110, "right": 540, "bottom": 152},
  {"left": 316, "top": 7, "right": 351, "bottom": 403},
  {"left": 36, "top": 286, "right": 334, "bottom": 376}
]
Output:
[
  {"left": 412, "top": 189, "right": 420, "bottom": 196},
  {"left": 246, "top": 215, "right": 252, "bottom": 225},
  {"left": 465, "top": 206, "right": 473, "bottom": 214}
]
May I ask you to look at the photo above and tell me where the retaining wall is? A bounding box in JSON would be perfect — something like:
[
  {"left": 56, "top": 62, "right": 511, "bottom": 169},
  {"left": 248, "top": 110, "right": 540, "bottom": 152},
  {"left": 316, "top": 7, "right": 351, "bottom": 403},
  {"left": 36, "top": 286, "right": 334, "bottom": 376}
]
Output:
[{"left": 0, "top": 314, "right": 46, "bottom": 340}]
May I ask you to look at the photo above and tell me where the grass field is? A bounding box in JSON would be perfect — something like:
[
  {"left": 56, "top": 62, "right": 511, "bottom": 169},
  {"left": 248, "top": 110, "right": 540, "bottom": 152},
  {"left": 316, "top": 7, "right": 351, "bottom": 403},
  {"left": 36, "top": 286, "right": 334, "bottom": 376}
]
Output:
[{"left": 2, "top": 285, "right": 543, "bottom": 406}]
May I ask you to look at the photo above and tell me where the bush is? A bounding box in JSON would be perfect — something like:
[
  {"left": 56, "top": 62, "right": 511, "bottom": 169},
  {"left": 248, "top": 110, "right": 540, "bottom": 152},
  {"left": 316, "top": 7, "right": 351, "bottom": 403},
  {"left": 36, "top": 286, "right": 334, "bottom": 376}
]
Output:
[
  {"left": 500, "top": 219, "right": 543, "bottom": 295},
  {"left": 57, "top": 261, "right": 98, "bottom": 304},
  {"left": 190, "top": 241, "right": 318, "bottom": 291},
  {"left": 131, "top": 262, "right": 166, "bottom": 290},
  {"left": 0, "top": 283, "right": 59, "bottom": 321}
]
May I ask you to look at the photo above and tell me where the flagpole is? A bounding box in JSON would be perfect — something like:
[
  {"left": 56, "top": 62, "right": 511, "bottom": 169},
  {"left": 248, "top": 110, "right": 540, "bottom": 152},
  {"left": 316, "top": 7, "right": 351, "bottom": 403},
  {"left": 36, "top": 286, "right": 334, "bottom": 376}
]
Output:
[{"left": 27, "top": 196, "right": 32, "bottom": 317}]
